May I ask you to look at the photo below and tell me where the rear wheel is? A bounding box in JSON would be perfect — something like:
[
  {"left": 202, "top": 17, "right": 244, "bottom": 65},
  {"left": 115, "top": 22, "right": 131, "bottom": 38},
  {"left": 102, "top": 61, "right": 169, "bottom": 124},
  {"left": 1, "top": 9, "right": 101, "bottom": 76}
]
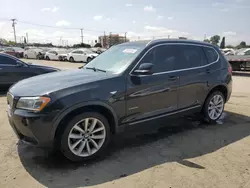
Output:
[
  {"left": 69, "top": 57, "right": 75, "bottom": 62},
  {"left": 202, "top": 91, "right": 225, "bottom": 123},
  {"left": 60, "top": 112, "right": 111, "bottom": 162},
  {"left": 46, "top": 56, "right": 50, "bottom": 60}
]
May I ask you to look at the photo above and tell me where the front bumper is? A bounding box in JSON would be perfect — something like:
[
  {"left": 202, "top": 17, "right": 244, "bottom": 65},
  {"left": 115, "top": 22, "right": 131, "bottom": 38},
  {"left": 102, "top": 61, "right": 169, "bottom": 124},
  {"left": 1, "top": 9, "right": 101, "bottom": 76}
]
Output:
[{"left": 8, "top": 108, "right": 58, "bottom": 148}]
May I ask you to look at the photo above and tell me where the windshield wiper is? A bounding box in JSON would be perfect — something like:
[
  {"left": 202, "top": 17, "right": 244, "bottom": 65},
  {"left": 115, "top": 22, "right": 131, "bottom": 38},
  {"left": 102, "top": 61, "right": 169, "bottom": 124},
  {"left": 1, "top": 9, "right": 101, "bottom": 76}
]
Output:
[{"left": 85, "top": 67, "right": 106, "bottom": 72}]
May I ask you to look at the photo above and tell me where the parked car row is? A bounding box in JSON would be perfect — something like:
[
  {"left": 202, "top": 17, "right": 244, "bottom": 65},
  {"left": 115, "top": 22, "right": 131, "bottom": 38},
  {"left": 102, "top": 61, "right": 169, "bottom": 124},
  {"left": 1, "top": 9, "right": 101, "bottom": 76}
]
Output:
[{"left": 24, "top": 47, "right": 105, "bottom": 63}]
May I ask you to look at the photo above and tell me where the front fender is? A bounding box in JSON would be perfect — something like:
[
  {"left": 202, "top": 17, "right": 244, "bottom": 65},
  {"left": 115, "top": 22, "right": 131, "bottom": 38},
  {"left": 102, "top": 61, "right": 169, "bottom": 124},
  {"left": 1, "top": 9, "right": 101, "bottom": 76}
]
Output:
[{"left": 50, "top": 101, "right": 119, "bottom": 140}]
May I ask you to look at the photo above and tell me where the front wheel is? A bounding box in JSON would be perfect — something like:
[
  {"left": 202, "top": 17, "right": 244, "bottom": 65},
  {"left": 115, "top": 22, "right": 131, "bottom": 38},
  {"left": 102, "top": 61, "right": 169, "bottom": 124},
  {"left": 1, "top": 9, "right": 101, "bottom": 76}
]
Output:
[
  {"left": 45, "top": 56, "right": 50, "bottom": 60},
  {"left": 60, "top": 112, "right": 111, "bottom": 162},
  {"left": 202, "top": 91, "right": 225, "bottom": 123}
]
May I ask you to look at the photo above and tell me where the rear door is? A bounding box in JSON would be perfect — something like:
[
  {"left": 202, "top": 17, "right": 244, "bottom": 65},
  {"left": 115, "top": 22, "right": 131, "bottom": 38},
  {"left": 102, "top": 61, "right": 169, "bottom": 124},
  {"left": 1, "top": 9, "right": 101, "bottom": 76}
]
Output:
[{"left": 176, "top": 44, "right": 209, "bottom": 109}]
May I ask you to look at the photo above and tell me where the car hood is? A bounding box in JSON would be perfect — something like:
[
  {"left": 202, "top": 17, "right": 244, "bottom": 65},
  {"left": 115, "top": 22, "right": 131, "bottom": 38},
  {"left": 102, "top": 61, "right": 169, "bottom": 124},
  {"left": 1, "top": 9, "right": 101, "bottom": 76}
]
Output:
[
  {"left": 9, "top": 69, "right": 114, "bottom": 96},
  {"left": 28, "top": 63, "right": 60, "bottom": 71}
]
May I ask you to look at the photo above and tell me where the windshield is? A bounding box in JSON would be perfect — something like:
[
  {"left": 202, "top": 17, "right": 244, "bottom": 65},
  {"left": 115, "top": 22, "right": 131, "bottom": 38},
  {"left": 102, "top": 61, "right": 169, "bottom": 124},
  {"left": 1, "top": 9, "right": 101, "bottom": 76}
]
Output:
[{"left": 84, "top": 44, "right": 146, "bottom": 74}]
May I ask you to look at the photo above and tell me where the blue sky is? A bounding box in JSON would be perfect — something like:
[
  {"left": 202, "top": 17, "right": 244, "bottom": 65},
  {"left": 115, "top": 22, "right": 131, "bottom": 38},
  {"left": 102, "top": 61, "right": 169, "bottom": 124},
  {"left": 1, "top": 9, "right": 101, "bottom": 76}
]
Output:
[{"left": 0, "top": 0, "right": 249, "bottom": 45}]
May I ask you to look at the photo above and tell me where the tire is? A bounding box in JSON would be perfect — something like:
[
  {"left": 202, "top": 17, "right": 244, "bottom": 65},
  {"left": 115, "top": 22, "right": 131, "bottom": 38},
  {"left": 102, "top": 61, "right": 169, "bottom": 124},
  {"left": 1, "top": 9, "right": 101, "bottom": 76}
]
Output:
[
  {"left": 45, "top": 56, "right": 50, "bottom": 60},
  {"left": 60, "top": 112, "right": 111, "bottom": 162},
  {"left": 86, "top": 57, "right": 92, "bottom": 63},
  {"left": 202, "top": 91, "right": 225, "bottom": 124},
  {"left": 24, "top": 55, "right": 28, "bottom": 59},
  {"left": 69, "top": 57, "right": 74, "bottom": 62},
  {"left": 36, "top": 53, "right": 41, "bottom": 59},
  {"left": 58, "top": 56, "right": 62, "bottom": 61}
]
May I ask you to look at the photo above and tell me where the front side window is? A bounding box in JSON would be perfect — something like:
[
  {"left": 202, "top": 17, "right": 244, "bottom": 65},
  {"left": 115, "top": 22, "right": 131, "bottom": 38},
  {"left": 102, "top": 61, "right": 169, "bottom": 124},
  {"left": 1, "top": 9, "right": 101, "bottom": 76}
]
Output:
[
  {"left": 0, "top": 55, "right": 17, "bottom": 65},
  {"left": 203, "top": 47, "right": 218, "bottom": 64},
  {"left": 139, "top": 45, "right": 178, "bottom": 73},
  {"left": 85, "top": 44, "right": 146, "bottom": 74}
]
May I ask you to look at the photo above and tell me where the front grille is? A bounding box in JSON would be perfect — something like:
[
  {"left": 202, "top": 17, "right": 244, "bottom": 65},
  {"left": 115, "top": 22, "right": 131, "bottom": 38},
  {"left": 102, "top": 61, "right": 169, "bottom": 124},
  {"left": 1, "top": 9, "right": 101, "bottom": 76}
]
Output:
[{"left": 7, "top": 92, "right": 14, "bottom": 108}]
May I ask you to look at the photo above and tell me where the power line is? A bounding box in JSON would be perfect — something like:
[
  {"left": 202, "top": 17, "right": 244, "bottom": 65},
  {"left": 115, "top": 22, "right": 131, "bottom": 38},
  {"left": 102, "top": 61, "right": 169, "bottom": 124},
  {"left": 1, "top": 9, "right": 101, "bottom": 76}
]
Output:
[{"left": 17, "top": 20, "right": 126, "bottom": 33}]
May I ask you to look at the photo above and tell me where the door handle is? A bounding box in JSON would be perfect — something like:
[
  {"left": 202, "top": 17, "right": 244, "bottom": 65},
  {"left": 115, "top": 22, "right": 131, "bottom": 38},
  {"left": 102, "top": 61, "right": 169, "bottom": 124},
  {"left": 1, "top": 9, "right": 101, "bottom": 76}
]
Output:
[
  {"left": 168, "top": 76, "right": 179, "bottom": 81},
  {"left": 206, "top": 69, "right": 211, "bottom": 74}
]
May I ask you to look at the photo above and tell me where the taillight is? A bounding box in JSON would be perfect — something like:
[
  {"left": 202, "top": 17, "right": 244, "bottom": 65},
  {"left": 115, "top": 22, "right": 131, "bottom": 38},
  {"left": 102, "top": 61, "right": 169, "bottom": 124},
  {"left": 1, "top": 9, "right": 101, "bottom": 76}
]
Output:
[{"left": 228, "top": 64, "right": 232, "bottom": 75}]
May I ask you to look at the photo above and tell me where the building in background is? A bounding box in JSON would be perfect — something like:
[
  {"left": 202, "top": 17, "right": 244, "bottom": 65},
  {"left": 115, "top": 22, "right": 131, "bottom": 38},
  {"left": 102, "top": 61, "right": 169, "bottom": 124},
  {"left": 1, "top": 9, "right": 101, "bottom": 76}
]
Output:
[{"left": 99, "top": 34, "right": 129, "bottom": 48}]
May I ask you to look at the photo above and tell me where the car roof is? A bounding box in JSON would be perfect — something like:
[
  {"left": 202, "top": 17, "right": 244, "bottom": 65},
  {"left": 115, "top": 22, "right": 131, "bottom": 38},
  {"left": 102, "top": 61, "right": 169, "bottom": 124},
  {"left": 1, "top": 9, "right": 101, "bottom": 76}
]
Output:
[{"left": 119, "top": 39, "right": 217, "bottom": 48}]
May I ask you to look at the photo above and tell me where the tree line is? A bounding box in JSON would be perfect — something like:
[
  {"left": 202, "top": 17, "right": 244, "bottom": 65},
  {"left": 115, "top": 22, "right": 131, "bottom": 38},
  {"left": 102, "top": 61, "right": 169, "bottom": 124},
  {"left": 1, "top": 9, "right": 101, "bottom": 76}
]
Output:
[{"left": 204, "top": 35, "right": 250, "bottom": 49}]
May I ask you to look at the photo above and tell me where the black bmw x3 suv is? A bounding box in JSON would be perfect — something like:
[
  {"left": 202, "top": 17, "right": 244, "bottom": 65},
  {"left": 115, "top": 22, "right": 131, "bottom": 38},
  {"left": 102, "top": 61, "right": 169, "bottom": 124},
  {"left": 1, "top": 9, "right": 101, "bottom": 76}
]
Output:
[{"left": 7, "top": 39, "right": 232, "bottom": 161}]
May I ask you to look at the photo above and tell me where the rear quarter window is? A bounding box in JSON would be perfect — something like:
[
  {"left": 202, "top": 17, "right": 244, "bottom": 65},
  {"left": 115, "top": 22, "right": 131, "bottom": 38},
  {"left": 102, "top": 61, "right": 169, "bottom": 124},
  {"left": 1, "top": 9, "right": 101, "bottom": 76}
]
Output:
[{"left": 203, "top": 47, "right": 219, "bottom": 64}]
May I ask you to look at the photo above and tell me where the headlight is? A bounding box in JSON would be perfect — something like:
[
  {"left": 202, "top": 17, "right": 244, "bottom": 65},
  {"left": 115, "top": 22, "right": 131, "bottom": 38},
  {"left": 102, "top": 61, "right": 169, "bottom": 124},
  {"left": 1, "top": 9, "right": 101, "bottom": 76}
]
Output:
[{"left": 16, "top": 97, "right": 51, "bottom": 111}]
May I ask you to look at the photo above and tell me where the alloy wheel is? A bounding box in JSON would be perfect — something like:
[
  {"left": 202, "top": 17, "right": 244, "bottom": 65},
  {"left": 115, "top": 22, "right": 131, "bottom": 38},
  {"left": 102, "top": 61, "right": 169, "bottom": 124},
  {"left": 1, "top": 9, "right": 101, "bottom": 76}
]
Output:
[
  {"left": 68, "top": 117, "right": 106, "bottom": 157},
  {"left": 208, "top": 94, "right": 224, "bottom": 120}
]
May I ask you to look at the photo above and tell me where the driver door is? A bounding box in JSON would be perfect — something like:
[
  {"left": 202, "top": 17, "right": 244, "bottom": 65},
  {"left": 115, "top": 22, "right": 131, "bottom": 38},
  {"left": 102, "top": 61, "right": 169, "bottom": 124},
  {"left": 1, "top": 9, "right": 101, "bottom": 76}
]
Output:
[{"left": 124, "top": 45, "right": 180, "bottom": 125}]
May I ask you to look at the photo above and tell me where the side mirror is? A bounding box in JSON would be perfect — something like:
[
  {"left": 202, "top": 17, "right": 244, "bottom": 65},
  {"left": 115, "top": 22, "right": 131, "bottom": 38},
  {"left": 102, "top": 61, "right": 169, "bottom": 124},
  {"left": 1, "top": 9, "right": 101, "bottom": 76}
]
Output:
[{"left": 133, "top": 63, "right": 154, "bottom": 75}]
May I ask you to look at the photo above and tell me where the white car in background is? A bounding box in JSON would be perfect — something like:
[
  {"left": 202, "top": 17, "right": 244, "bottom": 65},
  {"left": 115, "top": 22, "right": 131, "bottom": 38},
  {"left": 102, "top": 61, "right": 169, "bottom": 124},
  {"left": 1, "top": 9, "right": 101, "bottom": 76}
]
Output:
[
  {"left": 24, "top": 48, "right": 47, "bottom": 59},
  {"left": 236, "top": 48, "right": 250, "bottom": 55},
  {"left": 45, "top": 49, "right": 69, "bottom": 61},
  {"left": 67, "top": 49, "right": 99, "bottom": 63}
]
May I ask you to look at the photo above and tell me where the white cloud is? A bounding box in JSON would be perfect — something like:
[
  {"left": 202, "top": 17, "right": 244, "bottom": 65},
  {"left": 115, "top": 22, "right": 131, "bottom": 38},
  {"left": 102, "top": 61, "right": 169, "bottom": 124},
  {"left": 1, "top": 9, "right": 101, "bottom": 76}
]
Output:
[
  {"left": 212, "top": 2, "right": 223, "bottom": 7},
  {"left": 144, "top": 5, "right": 156, "bottom": 12},
  {"left": 93, "top": 15, "right": 103, "bottom": 21},
  {"left": 125, "top": 3, "right": 133, "bottom": 7},
  {"left": 51, "top": 7, "right": 59, "bottom": 12},
  {"left": 156, "top": 15, "right": 164, "bottom": 20},
  {"left": 132, "top": 20, "right": 136, "bottom": 24},
  {"left": 144, "top": 25, "right": 189, "bottom": 38},
  {"left": 41, "top": 6, "right": 59, "bottom": 12},
  {"left": 223, "top": 31, "right": 237, "bottom": 36},
  {"left": 220, "top": 8, "right": 229, "bottom": 12},
  {"left": 56, "top": 20, "right": 71, "bottom": 26},
  {"left": 41, "top": 7, "right": 51, "bottom": 12},
  {"left": 168, "top": 17, "right": 173, "bottom": 20}
]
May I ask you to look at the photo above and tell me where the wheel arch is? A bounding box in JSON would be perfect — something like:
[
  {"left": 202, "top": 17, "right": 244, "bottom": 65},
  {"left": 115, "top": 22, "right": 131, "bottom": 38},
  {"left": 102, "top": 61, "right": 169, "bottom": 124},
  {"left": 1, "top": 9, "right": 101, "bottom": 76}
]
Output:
[
  {"left": 203, "top": 84, "right": 228, "bottom": 109},
  {"left": 51, "top": 101, "right": 119, "bottom": 142}
]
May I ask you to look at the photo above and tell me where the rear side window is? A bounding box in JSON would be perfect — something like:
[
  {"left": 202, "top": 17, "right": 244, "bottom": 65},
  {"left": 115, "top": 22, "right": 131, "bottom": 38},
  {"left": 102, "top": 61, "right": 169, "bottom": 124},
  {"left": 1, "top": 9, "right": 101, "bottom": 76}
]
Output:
[
  {"left": 177, "top": 45, "right": 207, "bottom": 69},
  {"left": 0, "top": 55, "right": 17, "bottom": 65},
  {"left": 203, "top": 47, "right": 218, "bottom": 64}
]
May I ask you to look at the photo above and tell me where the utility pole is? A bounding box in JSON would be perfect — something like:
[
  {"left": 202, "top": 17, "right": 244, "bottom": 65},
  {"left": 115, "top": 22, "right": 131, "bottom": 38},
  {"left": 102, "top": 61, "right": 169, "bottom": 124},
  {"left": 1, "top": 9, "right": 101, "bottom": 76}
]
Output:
[
  {"left": 80, "top": 28, "right": 84, "bottom": 44},
  {"left": 103, "top": 31, "right": 106, "bottom": 48},
  {"left": 124, "top": 32, "right": 127, "bottom": 42},
  {"left": 109, "top": 32, "right": 112, "bottom": 48},
  {"left": 204, "top": 34, "right": 207, "bottom": 41},
  {"left": 11, "top": 19, "right": 17, "bottom": 43},
  {"left": 26, "top": 33, "right": 28, "bottom": 43}
]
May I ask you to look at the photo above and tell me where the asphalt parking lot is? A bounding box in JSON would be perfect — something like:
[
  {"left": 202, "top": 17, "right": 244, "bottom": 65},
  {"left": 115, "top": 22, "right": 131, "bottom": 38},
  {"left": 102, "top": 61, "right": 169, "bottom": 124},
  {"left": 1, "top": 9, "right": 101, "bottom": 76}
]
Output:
[{"left": 0, "top": 60, "right": 250, "bottom": 188}]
